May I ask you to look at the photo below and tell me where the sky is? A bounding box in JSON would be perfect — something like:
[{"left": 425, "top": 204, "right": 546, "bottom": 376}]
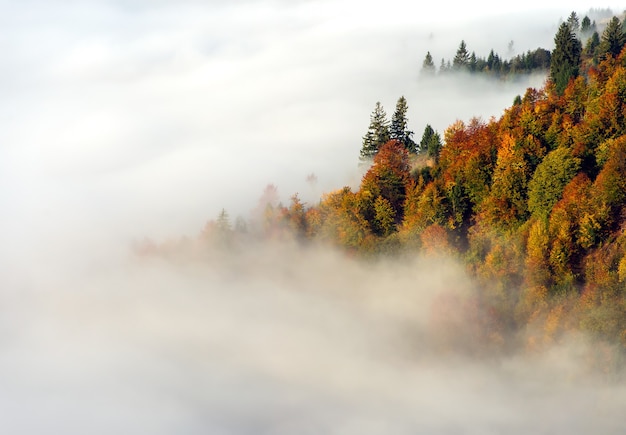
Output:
[{"left": 1, "top": 2, "right": 626, "bottom": 433}]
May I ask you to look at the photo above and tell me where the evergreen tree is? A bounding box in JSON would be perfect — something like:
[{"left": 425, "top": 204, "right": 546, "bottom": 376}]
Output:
[
  {"left": 487, "top": 49, "right": 495, "bottom": 69},
  {"left": 427, "top": 131, "right": 442, "bottom": 161},
  {"left": 599, "top": 16, "right": 625, "bottom": 58},
  {"left": 360, "top": 102, "right": 390, "bottom": 160},
  {"left": 421, "top": 51, "right": 436, "bottom": 76},
  {"left": 390, "top": 96, "right": 416, "bottom": 153},
  {"left": 584, "top": 31, "right": 600, "bottom": 58},
  {"left": 469, "top": 51, "right": 477, "bottom": 72},
  {"left": 419, "top": 124, "right": 435, "bottom": 155},
  {"left": 419, "top": 124, "right": 442, "bottom": 161},
  {"left": 567, "top": 11, "right": 580, "bottom": 34},
  {"left": 453, "top": 40, "right": 470, "bottom": 70},
  {"left": 550, "top": 22, "right": 582, "bottom": 95},
  {"left": 581, "top": 15, "right": 592, "bottom": 35}
]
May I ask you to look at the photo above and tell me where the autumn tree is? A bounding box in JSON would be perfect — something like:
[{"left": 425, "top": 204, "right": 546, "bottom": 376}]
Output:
[
  {"left": 390, "top": 96, "right": 416, "bottom": 153},
  {"left": 550, "top": 22, "right": 582, "bottom": 95},
  {"left": 360, "top": 140, "right": 410, "bottom": 233},
  {"left": 360, "top": 102, "right": 390, "bottom": 161},
  {"left": 527, "top": 147, "right": 580, "bottom": 219},
  {"left": 480, "top": 134, "right": 530, "bottom": 227}
]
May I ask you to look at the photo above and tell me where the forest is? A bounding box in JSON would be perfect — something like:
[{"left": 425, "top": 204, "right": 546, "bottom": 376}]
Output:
[{"left": 140, "top": 12, "right": 626, "bottom": 365}]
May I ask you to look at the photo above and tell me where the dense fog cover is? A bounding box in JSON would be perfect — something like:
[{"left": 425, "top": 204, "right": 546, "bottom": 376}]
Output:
[
  {"left": 1, "top": 242, "right": 625, "bottom": 433},
  {"left": 1, "top": 1, "right": 625, "bottom": 433}
]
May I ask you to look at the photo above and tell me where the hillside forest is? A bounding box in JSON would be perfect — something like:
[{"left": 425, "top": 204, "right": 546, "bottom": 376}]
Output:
[{"left": 139, "top": 12, "right": 626, "bottom": 365}]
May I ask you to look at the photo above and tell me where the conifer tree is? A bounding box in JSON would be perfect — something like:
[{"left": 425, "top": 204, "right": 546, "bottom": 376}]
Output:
[
  {"left": 600, "top": 16, "right": 625, "bottom": 58},
  {"left": 360, "top": 102, "right": 390, "bottom": 161},
  {"left": 584, "top": 31, "right": 600, "bottom": 58},
  {"left": 469, "top": 52, "right": 477, "bottom": 72},
  {"left": 439, "top": 58, "right": 448, "bottom": 74},
  {"left": 421, "top": 51, "right": 436, "bottom": 76},
  {"left": 567, "top": 11, "right": 580, "bottom": 34},
  {"left": 581, "top": 16, "right": 592, "bottom": 35},
  {"left": 419, "top": 124, "right": 435, "bottom": 155},
  {"left": 453, "top": 40, "right": 470, "bottom": 70},
  {"left": 390, "top": 96, "right": 416, "bottom": 153},
  {"left": 419, "top": 124, "right": 442, "bottom": 161},
  {"left": 550, "top": 22, "right": 582, "bottom": 95}
]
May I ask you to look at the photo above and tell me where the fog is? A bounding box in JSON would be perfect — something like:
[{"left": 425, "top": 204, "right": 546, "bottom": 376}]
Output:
[
  {"left": 1, "top": 243, "right": 625, "bottom": 434},
  {"left": 1, "top": 1, "right": 626, "bottom": 433}
]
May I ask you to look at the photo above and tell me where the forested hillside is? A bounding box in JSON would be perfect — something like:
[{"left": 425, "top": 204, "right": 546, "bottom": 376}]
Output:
[{"left": 142, "top": 14, "right": 626, "bottom": 359}]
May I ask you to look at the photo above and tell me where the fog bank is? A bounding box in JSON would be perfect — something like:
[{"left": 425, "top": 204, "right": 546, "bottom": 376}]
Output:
[{"left": 0, "top": 242, "right": 624, "bottom": 434}]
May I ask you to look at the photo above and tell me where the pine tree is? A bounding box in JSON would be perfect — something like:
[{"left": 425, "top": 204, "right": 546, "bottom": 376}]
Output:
[
  {"left": 421, "top": 51, "right": 436, "bottom": 76},
  {"left": 453, "top": 40, "right": 470, "bottom": 71},
  {"left": 360, "top": 102, "right": 390, "bottom": 161},
  {"left": 390, "top": 96, "right": 416, "bottom": 153},
  {"left": 550, "top": 22, "right": 582, "bottom": 95},
  {"left": 600, "top": 16, "right": 625, "bottom": 58}
]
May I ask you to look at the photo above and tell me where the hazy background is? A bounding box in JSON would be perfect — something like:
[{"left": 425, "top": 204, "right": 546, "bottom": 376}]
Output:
[{"left": 1, "top": 1, "right": 626, "bottom": 433}]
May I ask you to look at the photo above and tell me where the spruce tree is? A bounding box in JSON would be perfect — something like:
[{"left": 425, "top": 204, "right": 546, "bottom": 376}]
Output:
[
  {"left": 427, "top": 131, "right": 442, "bottom": 161},
  {"left": 453, "top": 40, "right": 470, "bottom": 71},
  {"left": 360, "top": 102, "right": 390, "bottom": 160},
  {"left": 419, "top": 125, "right": 434, "bottom": 155},
  {"left": 421, "top": 51, "right": 436, "bottom": 76},
  {"left": 600, "top": 16, "right": 625, "bottom": 58},
  {"left": 469, "top": 52, "right": 477, "bottom": 72},
  {"left": 390, "top": 96, "right": 416, "bottom": 153},
  {"left": 419, "top": 125, "right": 442, "bottom": 160},
  {"left": 567, "top": 11, "right": 580, "bottom": 34},
  {"left": 581, "top": 16, "right": 591, "bottom": 35},
  {"left": 550, "top": 22, "right": 582, "bottom": 95},
  {"left": 439, "top": 58, "right": 448, "bottom": 74},
  {"left": 584, "top": 31, "right": 600, "bottom": 59}
]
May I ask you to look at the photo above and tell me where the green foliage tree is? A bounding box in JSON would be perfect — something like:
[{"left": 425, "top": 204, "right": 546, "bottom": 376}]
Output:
[
  {"left": 390, "top": 96, "right": 416, "bottom": 153},
  {"left": 453, "top": 40, "right": 470, "bottom": 71},
  {"left": 527, "top": 147, "right": 581, "bottom": 219},
  {"left": 419, "top": 124, "right": 442, "bottom": 160},
  {"left": 469, "top": 52, "right": 477, "bottom": 72},
  {"left": 550, "top": 22, "right": 582, "bottom": 95},
  {"left": 360, "top": 102, "right": 390, "bottom": 161},
  {"left": 581, "top": 16, "right": 592, "bottom": 35},
  {"left": 584, "top": 31, "right": 601, "bottom": 58},
  {"left": 599, "top": 16, "right": 625, "bottom": 59}
]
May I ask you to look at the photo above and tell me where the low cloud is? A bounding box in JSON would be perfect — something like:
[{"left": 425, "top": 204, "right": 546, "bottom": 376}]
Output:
[{"left": 0, "top": 241, "right": 624, "bottom": 434}]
